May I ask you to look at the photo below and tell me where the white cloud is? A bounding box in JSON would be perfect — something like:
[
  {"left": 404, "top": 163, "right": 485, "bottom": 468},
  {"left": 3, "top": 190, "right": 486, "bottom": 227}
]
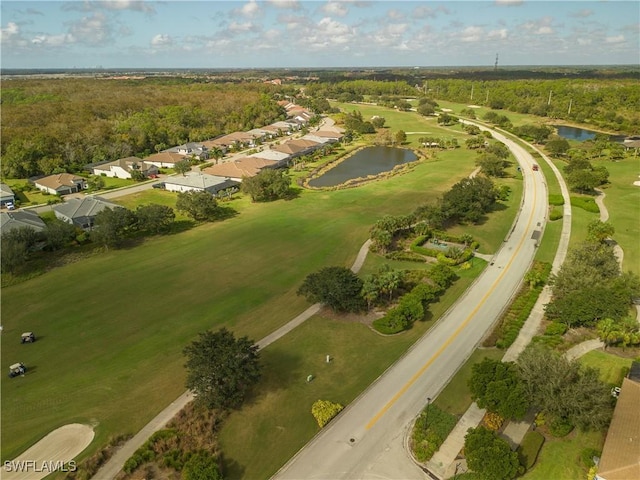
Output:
[
  {"left": 98, "top": 1, "right": 155, "bottom": 13},
  {"left": 536, "top": 26, "right": 553, "bottom": 35},
  {"left": 268, "top": 0, "right": 300, "bottom": 9},
  {"left": 69, "top": 12, "right": 112, "bottom": 45},
  {"left": 577, "top": 38, "right": 591, "bottom": 46},
  {"left": 32, "top": 33, "right": 74, "bottom": 47},
  {"left": 1, "top": 21, "right": 20, "bottom": 40},
  {"left": 387, "top": 9, "right": 404, "bottom": 20},
  {"left": 413, "top": 5, "right": 450, "bottom": 19},
  {"left": 229, "top": 21, "right": 255, "bottom": 33},
  {"left": 605, "top": 35, "right": 625, "bottom": 44},
  {"left": 151, "top": 34, "right": 172, "bottom": 46},
  {"left": 487, "top": 28, "right": 508, "bottom": 40},
  {"left": 240, "top": 1, "right": 260, "bottom": 17},
  {"left": 460, "top": 26, "right": 483, "bottom": 42},
  {"left": 494, "top": 0, "right": 523, "bottom": 5},
  {"left": 322, "top": 1, "right": 348, "bottom": 17},
  {"left": 570, "top": 9, "right": 593, "bottom": 18}
]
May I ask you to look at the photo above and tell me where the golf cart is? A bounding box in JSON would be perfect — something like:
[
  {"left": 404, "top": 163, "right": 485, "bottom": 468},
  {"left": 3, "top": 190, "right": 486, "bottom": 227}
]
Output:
[
  {"left": 21, "top": 332, "right": 36, "bottom": 343},
  {"left": 9, "top": 363, "right": 26, "bottom": 378}
]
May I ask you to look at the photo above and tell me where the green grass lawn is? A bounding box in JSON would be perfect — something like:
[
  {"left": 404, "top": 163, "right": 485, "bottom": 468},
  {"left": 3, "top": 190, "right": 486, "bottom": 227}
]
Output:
[
  {"left": 579, "top": 350, "right": 633, "bottom": 385},
  {"left": 433, "top": 347, "right": 504, "bottom": 416},
  {"left": 521, "top": 429, "right": 604, "bottom": 480},
  {"left": 599, "top": 157, "right": 640, "bottom": 274},
  {"left": 0, "top": 146, "right": 489, "bottom": 462},
  {"left": 2, "top": 179, "right": 56, "bottom": 207}
]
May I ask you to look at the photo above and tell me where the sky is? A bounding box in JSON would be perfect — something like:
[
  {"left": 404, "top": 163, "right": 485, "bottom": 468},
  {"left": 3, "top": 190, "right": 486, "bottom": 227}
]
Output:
[{"left": 1, "top": 0, "right": 639, "bottom": 69}]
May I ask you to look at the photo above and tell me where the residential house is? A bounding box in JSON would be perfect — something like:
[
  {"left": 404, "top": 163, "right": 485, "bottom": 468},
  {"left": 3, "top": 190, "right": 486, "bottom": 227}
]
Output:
[
  {"left": 201, "top": 157, "right": 279, "bottom": 182},
  {"left": 0, "top": 183, "right": 16, "bottom": 207},
  {"left": 34, "top": 174, "right": 87, "bottom": 196},
  {"left": 595, "top": 364, "right": 640, "bottom": 480},
  {"left": 92, "top": 157, "right": 159, "bottom": 179},
  {"left": 163, "top": 172, "right": 239, "bottom": 196},
  {"left": 205, "top": 132, "right": 257, "bottom": 152},
  {"left": 248, "top": 150, "right": 290, "bottom": 166},
  {"left": 143, "top": 151, "right": 186, "bottom": 168},
  {"left": 53, "top": 196, "right": 118, "bottom": 230},
  {"left": 312, "top": 129, "right": 344, "bottom": 142},
  {"left": 165, "top": 142, "right": 209, "bottom": 161},
  {"left": 271, "top": 138, "right": 321, "bottom": 159},
  {"left": 0, "top": 210, "right": 46, "bottom": 234},
  {"left": 268, "top": 121, "right": 301, "bottom": 135}
]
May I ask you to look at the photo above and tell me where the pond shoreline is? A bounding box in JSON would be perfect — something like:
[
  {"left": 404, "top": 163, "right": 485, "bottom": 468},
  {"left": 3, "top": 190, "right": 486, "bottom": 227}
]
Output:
[{"left": 303, "top": 146, "right": 426, "bottom": 190}]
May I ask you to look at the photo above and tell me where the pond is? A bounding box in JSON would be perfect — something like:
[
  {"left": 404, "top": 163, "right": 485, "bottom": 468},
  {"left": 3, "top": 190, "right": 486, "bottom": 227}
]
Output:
[
  {"left": 553, "top": 125, "right": 626, "bottom": 143},
  {"left": 308, "top": 146, "right": 418, "bottom": 188}
]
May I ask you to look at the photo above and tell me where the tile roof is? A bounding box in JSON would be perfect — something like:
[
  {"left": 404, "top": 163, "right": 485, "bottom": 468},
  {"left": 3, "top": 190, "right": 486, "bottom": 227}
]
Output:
[
  {"left": 143, "top": 151, "right": 185, "bottom": 165},
  {"left": 164, "top": 172, "right": 239, "bottom": 192},
  {"left": 201, "top": 157, "right": 278, "bottom": 179},
  {"left": 0, "top": 210, "right": 47, "bottom": 233},
  {"left": 597, "top": 377, "right": 640, "bottom": 480},
  {"left": 93, "top": 157, "right": 155, "bottom": 173},
  {"left": 35, "top": 173, "right": 85, "bottom": 190},
  {"left": 53, "top": 196, "right": 118, "bottom": 220},
  {"left": 0, "top": 183, "right": 15, "bottom": 198}
]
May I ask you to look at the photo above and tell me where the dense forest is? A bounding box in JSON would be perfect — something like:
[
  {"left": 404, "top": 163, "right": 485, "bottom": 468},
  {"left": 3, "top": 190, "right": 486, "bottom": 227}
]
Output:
[{"left": 1, "top": 78, "right": 286, "bottom": 178}]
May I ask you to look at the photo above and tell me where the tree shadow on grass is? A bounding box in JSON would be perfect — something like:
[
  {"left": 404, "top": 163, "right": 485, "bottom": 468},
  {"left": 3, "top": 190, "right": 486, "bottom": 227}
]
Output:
[
  {"left": 219, "top": 452, "right": 246, "bottom": 480},
  {"left": 214, "top": 206, "right": 239, "bottom": 221},
  {"left": 243, "top": 350, "right": 303, "bottom": 409},
  {"left": 284, "top": 187, "right": 302, "bottom": 201}
]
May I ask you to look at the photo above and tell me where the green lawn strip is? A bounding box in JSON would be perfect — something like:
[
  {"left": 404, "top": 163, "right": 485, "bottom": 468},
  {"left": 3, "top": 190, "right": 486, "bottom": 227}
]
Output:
[
  {"left": 578, "top": 350, "right": 632, "bottom": 385},
  {"left": 432, "top": 348, "right": 504, "bottom": 417},
  {"left": 435, "top": 100, "right": 536, "bottom": 128},
  {"left": 599, "top": 157, "right": 640, "bottom": 274},
  {"left": 520, "top": 430, "right": 604, "bottom": 480},
  {"left": 218, "top": 265, "right": 482, "bottom": 480},
  {"left": 517, "top": 431, "right": 545, "bottom": 471},
  {"left": 0, "top": 150, "right": 481, "bottom": 460}
]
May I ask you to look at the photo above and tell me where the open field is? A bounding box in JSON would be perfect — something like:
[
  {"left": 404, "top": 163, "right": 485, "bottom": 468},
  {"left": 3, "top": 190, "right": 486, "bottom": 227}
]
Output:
[
  {"left": 599, "top": 158, "right": 640, "bottom": 274},
  {"left": 1, "top": 134, "right": 485, "bottom": 462}
]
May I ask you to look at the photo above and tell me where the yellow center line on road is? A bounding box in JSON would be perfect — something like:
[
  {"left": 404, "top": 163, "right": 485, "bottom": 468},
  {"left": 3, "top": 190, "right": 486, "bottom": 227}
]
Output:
[{"left": 365, "top": 166, "right": 539, "bottom": 430}]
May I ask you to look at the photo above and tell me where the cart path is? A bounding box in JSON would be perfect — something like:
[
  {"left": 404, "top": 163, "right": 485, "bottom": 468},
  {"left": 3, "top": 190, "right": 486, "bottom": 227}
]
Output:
[
  {"left": 595, "top": 188, "right": 624, "bottom": 269},
  {"left": 93, "top": 239, "right": 373, "bottom": 479}
]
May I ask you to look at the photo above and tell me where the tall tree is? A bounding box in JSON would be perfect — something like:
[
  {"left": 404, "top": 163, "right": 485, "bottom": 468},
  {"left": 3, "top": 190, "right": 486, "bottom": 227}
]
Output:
[
  {"left": 441, "top": 176, "right": 498, "bottom": 224},
  {"left": 176, "top": 191, "right": 223, "bottom": 221},
  {"left": 240, "top": 168, "right": 291, "bottom": 202},
  {"left": 184, "top": 328, "right": 261, "bottom": 410},
  {"left": 298, "top": 266, "right": 365, "bottom": 312},
  {"left": 91, "top": 207, "right": 137, "bottom": 249},
  {"left": 136, "top": 204, "right": 175, "bottom": 234},
  {"left": 464, "top": 427, "right": 523, "bottom": 480},
  {"left": 174, "top": 159, "right": 192, "bottom": 176}
]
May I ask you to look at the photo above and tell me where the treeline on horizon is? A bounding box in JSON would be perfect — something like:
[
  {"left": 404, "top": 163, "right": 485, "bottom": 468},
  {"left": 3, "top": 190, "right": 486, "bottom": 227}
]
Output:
[{"left": 1, "top": 68, "right": 637, "bottom": 179}]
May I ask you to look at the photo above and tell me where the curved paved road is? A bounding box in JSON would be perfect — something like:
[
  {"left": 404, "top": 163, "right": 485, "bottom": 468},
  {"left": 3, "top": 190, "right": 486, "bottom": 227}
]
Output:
[{"left": 273, "top": 124, "right": 549, "bottom": 479}]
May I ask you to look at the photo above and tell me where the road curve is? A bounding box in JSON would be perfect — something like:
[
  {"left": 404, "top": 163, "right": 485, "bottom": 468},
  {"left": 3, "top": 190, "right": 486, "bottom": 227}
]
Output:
[{"left": 273, "top": 124, "right": 549, "bottom": 479}]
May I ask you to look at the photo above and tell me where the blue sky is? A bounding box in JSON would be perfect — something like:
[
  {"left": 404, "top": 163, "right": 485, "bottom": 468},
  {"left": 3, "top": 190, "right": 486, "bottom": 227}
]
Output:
[{"left": 1, "top": 1, "right": 638, "bottom": 69}]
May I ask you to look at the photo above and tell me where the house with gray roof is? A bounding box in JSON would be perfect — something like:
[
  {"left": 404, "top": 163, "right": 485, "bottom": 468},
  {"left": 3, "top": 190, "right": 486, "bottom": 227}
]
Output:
[
  {"left": 163, "top": 172, "right": 239, "bottom": 196},
  {"left": 0, "top": 183, "right": 16, "bottom": 207},
  {"left": 1, "top": 210, "right": 47, "bottom": 234},
  {"left": 53, "top": 196, "right": 118, "bottom": 230}
]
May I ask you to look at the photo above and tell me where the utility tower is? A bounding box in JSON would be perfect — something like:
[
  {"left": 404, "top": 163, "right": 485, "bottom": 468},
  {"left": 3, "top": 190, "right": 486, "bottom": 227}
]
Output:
[{"left": 494, "top": 53, "right": 499, "bottom": 71}]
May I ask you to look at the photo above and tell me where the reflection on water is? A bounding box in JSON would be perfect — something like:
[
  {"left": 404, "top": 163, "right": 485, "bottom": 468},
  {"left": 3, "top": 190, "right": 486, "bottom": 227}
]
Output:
[{"left": 308, "top": 146, "right": 418, "bottom": 188}]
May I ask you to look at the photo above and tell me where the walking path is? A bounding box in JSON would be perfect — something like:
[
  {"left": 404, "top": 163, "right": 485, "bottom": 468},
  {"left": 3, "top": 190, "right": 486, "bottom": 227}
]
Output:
[
  {"left": 595, "top": 188, "right": 624, "bottom": 269},
  {"left": 93, "top": 239, "right": 372, "bottom": 480},
  {"left": 426, "top": 136, "right": 574, "bottom": 479}
]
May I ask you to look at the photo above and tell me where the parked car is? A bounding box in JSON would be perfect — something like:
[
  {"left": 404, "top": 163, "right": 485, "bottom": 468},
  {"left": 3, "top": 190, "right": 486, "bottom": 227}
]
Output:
[{"left": 6, "top": 202, "right": 15, "bottom": 210}]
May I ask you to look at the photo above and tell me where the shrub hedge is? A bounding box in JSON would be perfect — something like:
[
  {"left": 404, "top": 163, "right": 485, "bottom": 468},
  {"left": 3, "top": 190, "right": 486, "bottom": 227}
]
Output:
[
  {"left": 570, "top": 196, "right": 600, "bottom": 213},
  {"left": 548, "top": 194, "right": 565, "bottom": 206},
  {"left": 549, "top": 207, "right": 563, "bottom": 221},
  {"left": 411, "top": 404, "right": 458, "bottom": 462}
]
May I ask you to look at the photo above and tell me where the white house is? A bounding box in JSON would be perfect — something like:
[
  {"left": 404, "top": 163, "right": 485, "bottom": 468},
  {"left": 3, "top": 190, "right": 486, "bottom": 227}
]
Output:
[
  {"left": 163, "top": 172, "right": 240, "bottom": 196},
  {"left": 34, "top": 174, "right": 87, "bottom": 195},
  {"left": 92, "top": 157, "right": 159, "bottom": 179}
]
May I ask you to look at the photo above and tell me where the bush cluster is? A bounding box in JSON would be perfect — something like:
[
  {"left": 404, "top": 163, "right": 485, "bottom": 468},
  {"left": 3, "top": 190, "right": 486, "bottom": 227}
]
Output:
[
  {"left": 311, "top": 399, "right": 344, "bottom": 428},
  {"left": 411, "top": 404, "right": 457, "bottom": 462},
  {"left": 570, "top": 196, "right": 600, "bottom": 213}
]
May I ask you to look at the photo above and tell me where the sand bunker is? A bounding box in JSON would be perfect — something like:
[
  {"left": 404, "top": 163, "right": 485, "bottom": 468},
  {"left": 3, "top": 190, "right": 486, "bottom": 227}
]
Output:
[{"left": 3, "top": 424, "right": 94, "bottom": 480}]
